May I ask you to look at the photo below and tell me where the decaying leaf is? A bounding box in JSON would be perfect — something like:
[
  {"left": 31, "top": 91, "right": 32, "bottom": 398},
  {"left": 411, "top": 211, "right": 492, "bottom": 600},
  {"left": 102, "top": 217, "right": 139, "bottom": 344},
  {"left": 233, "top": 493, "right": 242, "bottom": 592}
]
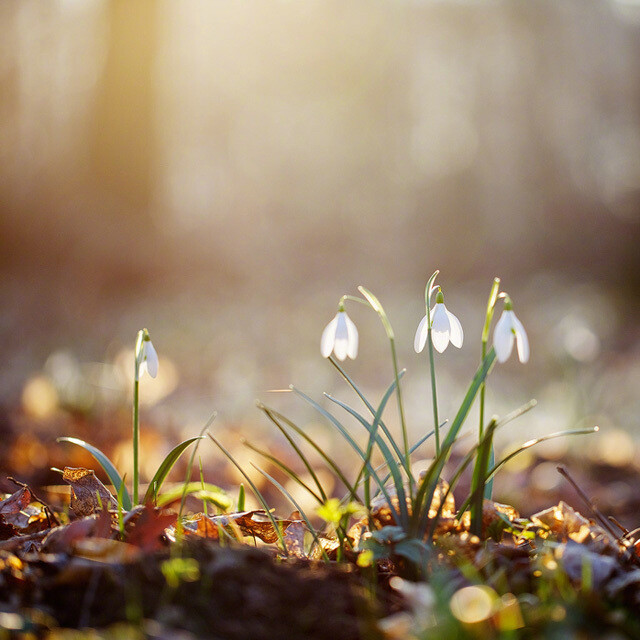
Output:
[
  {"left": 556, "top": 540, "right": 619, "bottom": 590},
  {"left": 62, "top": 467, "right": 118, "bottom": 517},
  {"left": 42, "top": 508, "right": 114, "bottom": 553},
  {"left": 0, "top": 487, "right": 32, "bottom": 515},
  {"left": 0, "top": 486, "right": 53, "bottom": 535},
  {"left": 531, "top": 501, "right": 607, "bottom": 544},
  {"left": 455, "top": 501, "right": 520, "bottom": 539},
  {"left": 181, "top": 510, "right": 302, "bottom": 545},
  {"left": 72, "top": 538, "right": 140, "bottom": 564},
  {"left": 369, "top": 479, "right": 456, "bottom": 533},
  {"left": 125, "top": 504, "right": 177, "bottom": 551},
  {"left": 283, "top": 519, "right": 307, "bottom": 559}
]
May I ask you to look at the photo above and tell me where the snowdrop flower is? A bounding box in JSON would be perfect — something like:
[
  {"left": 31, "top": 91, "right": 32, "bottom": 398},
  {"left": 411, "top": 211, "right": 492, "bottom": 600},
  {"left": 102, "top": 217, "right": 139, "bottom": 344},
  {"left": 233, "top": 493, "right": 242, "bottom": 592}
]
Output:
[
  {"left": 321, "top": 308, "right": 358, "bottom": 361},
  {"left": 493, "top": 298, "right": 529, "bottom": 363},
  {"left": 414, "top": 289, "right": 463, "bottom": 354},
  {"left": 136, "top": 330, "right": 158, "bottom": 379}
]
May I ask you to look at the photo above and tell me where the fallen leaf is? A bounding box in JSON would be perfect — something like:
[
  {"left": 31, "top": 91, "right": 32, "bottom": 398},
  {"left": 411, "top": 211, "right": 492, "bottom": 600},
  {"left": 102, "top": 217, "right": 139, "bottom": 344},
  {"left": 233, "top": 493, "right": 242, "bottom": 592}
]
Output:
[
  {"left": 0, "top": 487, "right": 32, "bottom": 515},
  {"left": 62, "top": 468, "right": 118, "bottom": 517},
  {"left": 126, "top": 504, "right": 176, "bottom": 551},
  {"left": 556, "top": 540, "right": 619, "bottom": 590},
  {"left": 283, "top": 521, "right": 307, "bottom": 558},
  {"left": 531, "top": 501, "right": 605, "bottom": 544},
  {"left": 72, "top": 538, "right": 139, "bottom": 564},
  {"left": 182, "top": 510, "right": 300, "bottom": 545}
]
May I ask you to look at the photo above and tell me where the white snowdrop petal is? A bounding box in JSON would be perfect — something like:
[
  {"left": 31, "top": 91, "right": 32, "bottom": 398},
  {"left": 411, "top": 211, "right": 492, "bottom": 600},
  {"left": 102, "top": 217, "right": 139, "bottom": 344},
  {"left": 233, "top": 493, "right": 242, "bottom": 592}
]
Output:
[
  {"left": 430, "top": 304, "right": 451, "bottom": 353},
  {"left": 512, "top": 314, "right": 530, "bottom": 363},
  {"left": 320, "top": 315, "right": 339, "bottom": 358},
  {"left": 493, "top": 312, "right": 515, "bottom": 363},
  {"left": 431, "top": 330, "right": 450, "bottom": 353},
  {"left": 333, "top": 336, "right": 349, "bottom": 360},
  {"left": 414, "top": 315, "right": 429, "bottom": 353},
  {"left": 139, "top": 360, "right": 148, "bottom": 379},
  {"left": 344, "top": 314, "right": 359, "bottom": 359},
  {"left": 446, "top": 309, "right": 464, "bottom": 349},
  {"left": 145, "top": 342, "right": 159, "bottom": 378},
  {"left": 333, "top": 313, "right": 350, "bottom": 360}
]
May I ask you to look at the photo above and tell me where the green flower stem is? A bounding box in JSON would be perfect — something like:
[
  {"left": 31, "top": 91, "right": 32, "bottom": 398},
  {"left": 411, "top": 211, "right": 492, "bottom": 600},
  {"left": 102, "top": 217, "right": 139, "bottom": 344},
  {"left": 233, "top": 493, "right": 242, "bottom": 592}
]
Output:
[
  {"left": 479, "top": 278, "right": 501, "bottom": 439},
  {"left": 427, "top": 315, "right": 439, "bottom": 455},
  {"left": 424, "top": 271, "right": 440, "bottom": 455},
  {"left": 132, "top": 377, "right": 139, "bottom": 505},
  {"left": 357, "top": 286, "right": 412, "bottom": 495},
  {"left": 339, "top": 294, "right": 369, "bottom": 309},
  {"left": 132, "top": 329, "right": 145, "bottom": 506},
  {"left": 477, "top": 278, "right": 501, "bottom": 500}
]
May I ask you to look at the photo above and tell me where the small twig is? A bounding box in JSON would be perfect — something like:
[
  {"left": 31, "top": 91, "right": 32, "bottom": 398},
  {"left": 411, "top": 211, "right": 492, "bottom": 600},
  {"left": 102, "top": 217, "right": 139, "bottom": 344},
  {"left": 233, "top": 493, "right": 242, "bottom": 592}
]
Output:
[
  {"left": 556, "top": 466, "right": 621, "bottom": 541},
  {"left": 608, "top": 515, "right": 630, "bottom": 537},
  {"left": 623, "top": 526, "right": 640, "bottom": 541}
]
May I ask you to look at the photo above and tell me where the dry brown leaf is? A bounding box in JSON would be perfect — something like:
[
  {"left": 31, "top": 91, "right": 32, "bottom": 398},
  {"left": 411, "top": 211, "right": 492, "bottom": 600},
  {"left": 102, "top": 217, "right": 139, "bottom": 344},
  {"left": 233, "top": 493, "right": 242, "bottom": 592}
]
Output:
[
  {"left": 183, "top": 510, "right": 301, "bottom": 545},
  {"left": 556, "top": 541, "right": 619, "bottom": 590},
  {"left": 72, "top": 538, "right": 140, "bottom": 564},
  {"left": 370, "top": 479, "right": 456, "bottom": 532},
  {"left": 125, "top": 504, "right": 176, "bottom": 551},
  {"left": 0, "top": 487, "right": 32, "bottom": 515},
  {"left": 531, "top": 501, "right": 605, "bottom": 544},
  {"left": 43, "top": 516, "right": 104, "bottom": 553},
  {"left": 283, "top": 521, "right": 307, "bottom": 558},
  {"left": 62, "top": 467, "right": 118, "bottom": 517}
]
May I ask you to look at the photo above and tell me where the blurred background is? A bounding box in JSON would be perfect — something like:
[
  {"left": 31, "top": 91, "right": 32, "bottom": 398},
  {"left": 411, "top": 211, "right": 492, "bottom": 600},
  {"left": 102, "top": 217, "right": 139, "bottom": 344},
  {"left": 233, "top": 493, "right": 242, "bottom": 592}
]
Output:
[{"left": 2, "top": 0, "right": 640, "bottom": 517}]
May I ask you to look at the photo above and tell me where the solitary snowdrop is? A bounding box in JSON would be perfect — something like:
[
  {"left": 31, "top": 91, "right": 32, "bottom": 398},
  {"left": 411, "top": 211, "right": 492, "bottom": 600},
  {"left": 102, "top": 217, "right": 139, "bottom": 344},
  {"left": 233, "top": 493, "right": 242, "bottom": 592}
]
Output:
[
  {"left": 414, "top": 288, "right": 464, "bottom": 354},
  {"left": 321, "top": 308, "right": 359, "bottom": 361},
  {"left": 136, "top": 330, "right": 159, "bottom": 379},
  {"left": 493, "top": 298, "right": 529, "bottom": 363}
]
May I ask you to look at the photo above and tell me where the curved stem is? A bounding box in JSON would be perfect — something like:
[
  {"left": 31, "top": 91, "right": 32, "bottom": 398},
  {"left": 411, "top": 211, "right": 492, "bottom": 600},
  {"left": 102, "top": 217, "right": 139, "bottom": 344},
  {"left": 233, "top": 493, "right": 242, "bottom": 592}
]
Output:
[
  {"left": 357, "top": 286, "right": 412, "bottom": 496},
  {"left": 479, "top": 278, "right": 500, "bottom": 440},
  {"left": 424, "top": 271, "right": 440, "bottom": 455}
]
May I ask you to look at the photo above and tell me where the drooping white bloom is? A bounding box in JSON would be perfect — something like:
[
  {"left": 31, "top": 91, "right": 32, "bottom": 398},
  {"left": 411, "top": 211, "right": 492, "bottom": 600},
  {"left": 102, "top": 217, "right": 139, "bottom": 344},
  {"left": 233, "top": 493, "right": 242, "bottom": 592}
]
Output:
[
  {"left": 414, "top": 290, "right": 464, "bottom": 354},
  {"left": 321, "top": 310, "right": 358, "bottom": 361},
  {"left": 493, "top": 301, "right": 529, "bottom": 363},
  {"left": 136, "top": 331, "right": 159, "bottom": 379}
]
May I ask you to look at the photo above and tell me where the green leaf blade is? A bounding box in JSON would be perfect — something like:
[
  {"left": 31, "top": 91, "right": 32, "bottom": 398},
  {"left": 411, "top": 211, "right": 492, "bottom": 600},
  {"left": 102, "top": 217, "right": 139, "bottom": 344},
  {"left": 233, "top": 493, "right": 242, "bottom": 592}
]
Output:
[
  {"left": 143, "top": 436, "right": 204, "bottom": 505},
  {"left": 57, "top": 436, "right": 132, "bottom": 511}
]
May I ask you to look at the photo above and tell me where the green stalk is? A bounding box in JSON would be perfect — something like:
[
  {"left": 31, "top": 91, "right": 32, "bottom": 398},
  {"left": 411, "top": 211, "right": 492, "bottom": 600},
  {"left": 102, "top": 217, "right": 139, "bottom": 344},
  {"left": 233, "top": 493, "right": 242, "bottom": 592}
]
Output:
[
  {"left": 479, "top": 278, "right": 501, "bottom": 440},
  {"left": 424, "top": 271, "right": 440, "bottom": 454},
  {"left": 132, "top": 329, "right": 144, "bottom": 506},
  {"left": 478, "top": 278, "right": 501, "bottom": 500},
  {"left": 357, "top": 286, "right": 412, "bottom": 496},
  {"left": 132, "top": 378, "right": 139, "bottom": 506},
  {"left": 427, "top": 327, "right": 439, "bottom": 454}
]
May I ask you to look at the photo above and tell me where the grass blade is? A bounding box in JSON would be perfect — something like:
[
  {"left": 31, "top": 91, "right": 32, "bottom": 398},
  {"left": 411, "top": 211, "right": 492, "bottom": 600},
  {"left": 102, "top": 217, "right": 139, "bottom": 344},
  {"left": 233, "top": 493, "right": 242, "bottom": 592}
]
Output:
[
  {"left": 324, "top": 391, "right": 409, "bottom": 521},
  {"left": 257, "top": 402, "right": 356, "bottom": 500},
  {"left": 207, "top": 431, "right": 288, "bottom": 553},
  {"left": 328, "top": 357, "right": 401, "bottom": 457},
  {"left": 57, "top": 437, "right": 132, "bottom": 511},
  {"left": 411, "top": 348, "right": 496, "bottom": 535},
  {"left": 487, "top": 426, "right": 599, "bottom": 481},
  {"left": 252, "top": 463, "right": 330, "bottom": 563},
  {"left": 156, "top": 482, "right": 231, "bottom": 510},
  {"left": 242, "top": 439, "right": 324, "bottom": 505},
  {"left": 143, "top": 437, "right": 204, "bottom": 505},
  {"left": 327, "top": 370, "right": 409, "bottom": 474},
  {"left": 291, "top": 386, "right": 408, "bottom": 529}
]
